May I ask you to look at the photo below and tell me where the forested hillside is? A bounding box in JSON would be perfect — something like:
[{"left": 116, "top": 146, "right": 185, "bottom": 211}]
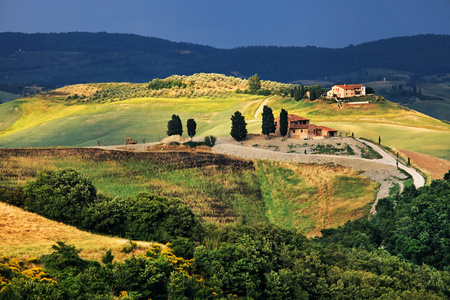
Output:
[
  {"left": 1, "top": 163, "right": 450, "bottom": 299},
  {"left": 0, "top": 32, "right": 449, "bottom": 86}
]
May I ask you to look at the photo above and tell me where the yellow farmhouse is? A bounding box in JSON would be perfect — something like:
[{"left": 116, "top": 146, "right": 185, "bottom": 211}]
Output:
[{"left": 327, "top": 84, "right": 366, "bottom": 98}]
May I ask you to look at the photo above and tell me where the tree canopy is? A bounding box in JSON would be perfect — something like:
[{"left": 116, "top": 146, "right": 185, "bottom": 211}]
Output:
[
  {"left": 261, "top": 105, "right": 275, "bottom": 138},
  {"left": 279, "top": 108, "right": 288, "bottom": 139},
  {"left": 187, "top": 118, "right": 197, "bottom": 140},
  {"left": 248, "top": 73, "right": 261, "bottom": 91},
  {"left": 230, "top": 111, "right": 247, "bottom": 141},
  {"left": 23, "top": 169, "right": 96, "bottom": 224},
  {"left": 167, "top": 114, "right": 183, "bottom": 136}
]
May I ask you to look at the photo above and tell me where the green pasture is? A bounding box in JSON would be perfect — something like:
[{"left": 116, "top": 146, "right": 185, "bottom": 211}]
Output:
[
  {"left": 1, "top": 87, "right": 448, "bottom": 160},
  {"left": 0, "top": 94, "right": 264, "bottom": 147},
  {"left": 267, "top": 98, "right": 448, "bottom": 129},
  {"left": 0, "top": 148, "right": 380, "bottom": 236},
  {"left": 0, "top": 91, "right": 20, "bottom": 103},
  {"left": 320, "top": 121, "right": 450, "bottom": 160}
]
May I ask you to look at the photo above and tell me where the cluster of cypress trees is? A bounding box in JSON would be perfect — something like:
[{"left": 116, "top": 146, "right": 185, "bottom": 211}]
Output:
[{"left": 167, "top": 114, "right": 197, "bottom": 140}]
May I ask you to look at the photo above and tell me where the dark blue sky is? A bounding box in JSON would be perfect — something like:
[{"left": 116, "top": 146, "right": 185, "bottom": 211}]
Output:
[{"left": 1, "top": 0, "right": 450, "bottom": 49}]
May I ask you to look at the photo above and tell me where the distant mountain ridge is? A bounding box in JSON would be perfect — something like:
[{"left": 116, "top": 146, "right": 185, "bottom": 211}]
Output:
[{"left": 0, "top": 32, "right": 449, "bottom": 85}]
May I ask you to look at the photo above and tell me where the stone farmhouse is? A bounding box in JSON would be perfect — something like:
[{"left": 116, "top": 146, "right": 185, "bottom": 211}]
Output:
[
  {"left": 274, "top": 114, "right": 337, "bottom": 139},
  {"left": 327, "top": 84, "right": 366, "bottom": 98}
]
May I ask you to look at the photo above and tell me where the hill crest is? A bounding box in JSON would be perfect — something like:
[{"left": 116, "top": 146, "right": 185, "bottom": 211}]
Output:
[{"left": 1, "top": 32, "right": 449, "bottom": 85}]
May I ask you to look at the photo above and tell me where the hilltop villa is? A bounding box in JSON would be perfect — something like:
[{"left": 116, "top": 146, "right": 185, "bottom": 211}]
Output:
[
  {"left": 274, "top": 114, "right": 337, "bottom": 139},
  {"left": 327, "top": 84, "right": 366, "bottom": 98}
]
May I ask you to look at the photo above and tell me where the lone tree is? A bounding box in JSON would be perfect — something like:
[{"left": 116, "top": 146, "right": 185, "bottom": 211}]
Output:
[
  {"left": 187, "top": 118, "right": 197, "bottom": 141},
  {"left": 248, "top": 73, "right": 261, "bottom": 92},
  {"left": 261, "top": 105, "right": 275, "bottom": 139},
  {"left": 230, "top": 111, "right": 247, "bottom": 141},
  {"left": 167, "top": 114, "right": 183, "bottom": 136},
  {"left": 279, "top": 108, "right": 288, "bottom": 140}
]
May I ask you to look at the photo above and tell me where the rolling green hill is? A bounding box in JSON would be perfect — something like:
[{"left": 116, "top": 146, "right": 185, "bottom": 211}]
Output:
[
  {"left": 0, "top": 74, "right": 449, "bottom": 160},
  {"left": 0, "top": 91, "right": 20, "bottom": 103}
]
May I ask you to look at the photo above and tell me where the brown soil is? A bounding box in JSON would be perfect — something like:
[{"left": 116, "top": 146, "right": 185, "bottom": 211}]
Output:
[{"left": 399, "top": 150, "right": 450, "bottom": 180}]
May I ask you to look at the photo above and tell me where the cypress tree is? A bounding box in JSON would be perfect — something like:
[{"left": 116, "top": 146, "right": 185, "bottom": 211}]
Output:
[
  {"left": 294, "top": 86, "right": 301, "bottom": 101},
  {"left": 279, "top": 109, "right": 288, "bottom": 140},
  {"left": 309, "top": 88, "right": 317, "bottom": 101},
  {"left": 230, "top": 111, "right": 247, "bottom": 141},
  {"left": 167, "top": 114, "right": 183, "bottom": 136},
  {"left": 262, "top": 105, "right": 276, "bottom": 139},
  {"left": 187, "top": 118, "right": 197, "bottom": 141}
]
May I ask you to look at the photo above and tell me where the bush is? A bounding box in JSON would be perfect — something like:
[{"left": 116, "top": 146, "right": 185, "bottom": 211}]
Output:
[
  {"left": 81, "top": 195, "right": 126, "bottom": 236},
  {"left": 23, "top": 169, "right": 96, "bottom": 224},
  {"left": 0, "top": 186, "right": 25, "bottom": 207},
  {"left": 125, "top": 192, "right": 203, "bottom": 243},
  {"left": 204, "top": 135, "right": 216, "bottom": 147},
  {"left": 41, "top": 241, "right": 88, "bottom": 275},
  {"left": 171, "top": 237, "right": 197, "bottom": 259}
]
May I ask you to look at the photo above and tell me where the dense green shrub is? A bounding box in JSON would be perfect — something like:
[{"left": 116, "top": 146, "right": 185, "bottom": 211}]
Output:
[
  {"left": 171, "top": 236, "right": 197, "bottom": 259},
  {"left": 0, "top": 186, "right": 25, "bottom": 207},
  {"left": 204, "top": 135, "right": 216, "bottom": 147},
  {"left": 148, "top": 78, "right": 186, "bottom": 90},
  {"left": 183, "top": 140, "right": 205, "bottom": 148},
  {"left": 125, "top": 192, "right": 202, "bottom": 243},
  {"left": 373, "top": 180, "right": 450, "bottom": 270},
  {"left": 41, "top": 241, "right": 88, "bottom": 276},
  {"left": 23, "top": 169, "right": 96, "bottom": 224},
  {"left": 81, "top": 195, "right": 126, "bottom": 236}
]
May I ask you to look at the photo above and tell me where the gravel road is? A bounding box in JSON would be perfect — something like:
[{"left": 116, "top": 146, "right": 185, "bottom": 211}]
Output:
[{"left": 211, "top": 136, "right": 424, "bottom": 213}]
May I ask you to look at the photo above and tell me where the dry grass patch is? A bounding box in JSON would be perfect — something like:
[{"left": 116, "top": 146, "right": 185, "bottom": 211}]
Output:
[
  {"left": 0, "top": 202, "right": 153, "bottom": 262},
  {"left": 399, "top": 149, "right": 450, "bottom": 180},
  {"left": 54, "top": 84, "right": 100, "bottom": 97},
  {"left": 256, "top": 161, "right": 378, "bottom": 237}
]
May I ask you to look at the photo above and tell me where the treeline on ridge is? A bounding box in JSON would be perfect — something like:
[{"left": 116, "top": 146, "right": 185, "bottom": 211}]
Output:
[{"left": 1, "top": 32, "right": 449, "bottom": 85}]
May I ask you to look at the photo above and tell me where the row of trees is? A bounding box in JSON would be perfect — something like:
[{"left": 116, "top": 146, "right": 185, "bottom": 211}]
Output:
[
  {"left": 167, "top": 114, "right": 197, "bottom": 140},
  {"left": 230, "top": 106, "right": 289, "bottom": 141}
]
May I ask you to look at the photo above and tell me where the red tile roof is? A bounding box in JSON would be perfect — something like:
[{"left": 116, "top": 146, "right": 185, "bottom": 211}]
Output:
[
  {"left": 288, "top": 114, "right": 309, "bottom": 122},
  {"left": 316, "top": 126, "right": 337, "bottom": 132},
  {"left": 335, "top": 84, "right": 365, "bottom": 90},
  {"left": 275, "top": 114, "right": 309, "bottom": 122}
]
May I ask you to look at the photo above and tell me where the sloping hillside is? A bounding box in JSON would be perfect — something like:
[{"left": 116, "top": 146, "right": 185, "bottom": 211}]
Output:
[
  {"left": 0, "top": 201, "right": 152, "bottom": 261},
  {"left": 0, "top": 74, "right": 449, "bottom": 159}
]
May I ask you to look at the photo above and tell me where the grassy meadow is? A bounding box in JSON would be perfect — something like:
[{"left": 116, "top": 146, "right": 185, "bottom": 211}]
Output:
[
  {"left": 0, "top": 201, "right": 153, "bottom": 261},
  {"left": 0, "top": 93, "right": 264, "bottom": 147},
  {"left": 0, "top": 148, "right": 379, "bottom": 239},
  {"left": 264, "top": 97, "right": 450, "bottom": 160},
  {"left": 256, "top": 161, "right": 378, "bottom": 237},
  {"left": 1, "top": 76, "right": 449, "bottom": 160}
]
